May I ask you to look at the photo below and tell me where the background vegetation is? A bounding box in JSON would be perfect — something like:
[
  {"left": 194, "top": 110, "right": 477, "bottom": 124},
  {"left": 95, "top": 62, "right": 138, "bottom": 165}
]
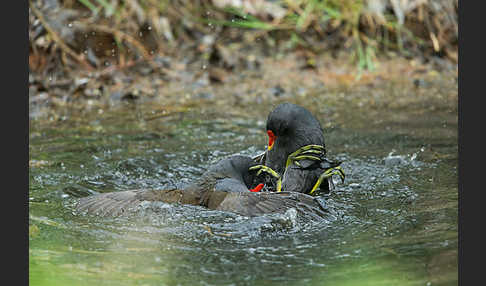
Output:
[{"left": 29, "top": 0, "right": 458, "bottom": 75}]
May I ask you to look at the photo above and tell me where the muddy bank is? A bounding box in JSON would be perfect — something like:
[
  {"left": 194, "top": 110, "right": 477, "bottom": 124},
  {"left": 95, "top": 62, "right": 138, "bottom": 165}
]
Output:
[
  {"left": 29, "top": 53, "right": 457, "bottom": 123},
  {"left": 29, "top": 0, "right": 458, "bottom": 121}
]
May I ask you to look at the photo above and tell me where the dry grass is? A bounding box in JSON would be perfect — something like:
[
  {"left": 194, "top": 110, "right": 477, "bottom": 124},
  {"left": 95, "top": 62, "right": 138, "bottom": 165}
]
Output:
[{"left": 29, "top": 0, "right": 458, "bottom": 73}]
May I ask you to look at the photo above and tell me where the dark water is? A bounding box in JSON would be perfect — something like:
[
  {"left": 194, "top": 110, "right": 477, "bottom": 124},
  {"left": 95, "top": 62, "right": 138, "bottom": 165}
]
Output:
[{"left": 29, "top": 78, "right": 457, "bottom": 286}]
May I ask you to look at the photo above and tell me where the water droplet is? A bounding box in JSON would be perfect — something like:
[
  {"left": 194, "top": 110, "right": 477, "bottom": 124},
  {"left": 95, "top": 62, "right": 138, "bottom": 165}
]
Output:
[{"left": 410, "top": 153, "right": 417, "bottom": 161}]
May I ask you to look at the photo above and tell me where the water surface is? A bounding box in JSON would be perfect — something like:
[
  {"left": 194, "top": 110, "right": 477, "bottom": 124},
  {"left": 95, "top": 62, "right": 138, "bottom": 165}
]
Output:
[{"left": 29, "top": 76, "right": 458, "bottom": 286}]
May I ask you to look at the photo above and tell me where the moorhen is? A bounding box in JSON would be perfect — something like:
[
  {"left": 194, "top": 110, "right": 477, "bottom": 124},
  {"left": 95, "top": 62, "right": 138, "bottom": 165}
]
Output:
[{"left": 252, "top": 102, "right": 344, "bottom": 195}]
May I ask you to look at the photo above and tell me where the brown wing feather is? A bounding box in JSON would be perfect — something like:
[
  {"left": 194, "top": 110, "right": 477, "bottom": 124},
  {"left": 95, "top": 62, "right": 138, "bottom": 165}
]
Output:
[
  {"left": 76, "top": 190, "right": 143, "bottom": 216},
  {"left": 76, "top": 189, "right": 189, "bottom": 217}
]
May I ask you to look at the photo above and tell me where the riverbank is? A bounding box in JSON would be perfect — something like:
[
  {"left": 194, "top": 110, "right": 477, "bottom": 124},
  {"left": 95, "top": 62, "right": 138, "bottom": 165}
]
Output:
[{"left": 29, "top": 0, "right": 458, "bottom": 119}]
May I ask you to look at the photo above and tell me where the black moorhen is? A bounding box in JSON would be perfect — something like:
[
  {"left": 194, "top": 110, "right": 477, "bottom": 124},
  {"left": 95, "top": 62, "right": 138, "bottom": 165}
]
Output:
[{"left": 253, "top": 102, "right": 344, "bottom": 195}]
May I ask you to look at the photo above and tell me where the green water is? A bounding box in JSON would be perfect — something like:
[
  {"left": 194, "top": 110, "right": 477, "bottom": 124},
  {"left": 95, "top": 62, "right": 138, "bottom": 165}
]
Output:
[{"left": 29, "top": 77, "right": 457, "bottom": 286}]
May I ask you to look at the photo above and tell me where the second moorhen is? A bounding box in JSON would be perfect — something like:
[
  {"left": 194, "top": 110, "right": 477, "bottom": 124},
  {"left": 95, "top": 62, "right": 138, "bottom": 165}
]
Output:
[{"left": 77, "top": 155, "right": 329, "bottom": 218}]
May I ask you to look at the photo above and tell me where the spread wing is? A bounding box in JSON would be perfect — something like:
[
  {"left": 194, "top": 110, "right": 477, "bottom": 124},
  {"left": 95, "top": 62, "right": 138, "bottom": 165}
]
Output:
[
  {"left": 216, "top": 191, "right": 328, "bottom": 219},
  {"left": 76, "top": 190, "right": 144, "bottom": 217},
  {"left": 76, "top": 189, "right": 189, "bottom": 217}
]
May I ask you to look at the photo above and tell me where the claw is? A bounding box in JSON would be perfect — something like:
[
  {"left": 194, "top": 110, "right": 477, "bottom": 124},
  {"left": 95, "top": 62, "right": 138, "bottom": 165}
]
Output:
[
  {"left": 308, "top": 166, "right": 346, "bottom": 195},
  {"left": 299, "top": 149, "right": 323, "bottom": 155},
  {"left": 333, "top": 166, "right": 346, "bottom": 182},
  {"left": 249, "top": 165, "right": 280, "bottom": 179},
  {"left": 293, "top": 155, "right": 322, "bottom": 161},
  {"left": 286, "top": 145, "right": 326, "bottom": 168},
  {"left": 299, "top": 144, "right": 325, "bottom": 151},
  {"left": 248, "top": 165, "right": 282, "bottom": 192}
]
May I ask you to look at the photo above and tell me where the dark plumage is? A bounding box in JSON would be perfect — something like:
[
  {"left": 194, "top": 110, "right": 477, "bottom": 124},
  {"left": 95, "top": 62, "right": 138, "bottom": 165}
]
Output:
[
  {"left": 265, "top": 102, "right": 326, "bottom": 175},
  {"left": 264, "top": 102, "right": 340, "bottom": 195},
  {"left": 76, "top": 103, "right": 341, "bottom": 218}
]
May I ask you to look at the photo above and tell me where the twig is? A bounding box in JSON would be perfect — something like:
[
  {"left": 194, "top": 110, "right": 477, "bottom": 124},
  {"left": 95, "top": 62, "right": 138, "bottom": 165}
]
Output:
[
  {"left": 99, "top": 57, "right": 145, "bottom": 75},
  {"left": 203, "top": 225, "right": 214, "bottom": 235},
  {"left": 203, "top": 225, "right": 232, "bottom": 237},
  {"left": 99, "top": 56, "right": 173, "bottom": 77},
  {"left": 29, "top": 0, "right": 94, "bottom": 70}
]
